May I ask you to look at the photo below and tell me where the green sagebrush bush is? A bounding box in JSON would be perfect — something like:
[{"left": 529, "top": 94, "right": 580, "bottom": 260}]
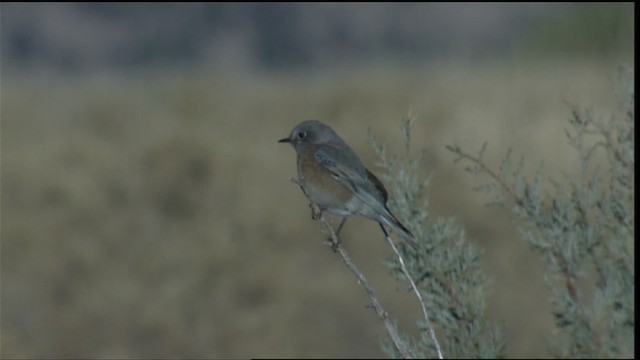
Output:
[
  {"left": 370, "top": 66, "right": 632, "bottom": 358},
  {"left": 443, "top": 65, "right": 634, "bottom": 358},
  {"left": 369, "top": 113, "right": 504, "bottom": 359}
]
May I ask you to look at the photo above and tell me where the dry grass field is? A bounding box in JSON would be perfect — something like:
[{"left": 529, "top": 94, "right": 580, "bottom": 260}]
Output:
[{"left": 1, "top": 58, "right": 628, "bottom": 357}]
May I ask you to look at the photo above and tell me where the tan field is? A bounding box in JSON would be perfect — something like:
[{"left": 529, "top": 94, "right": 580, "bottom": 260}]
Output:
[{"left": 1, "top": 58, "right": 629, "bottom": 357}]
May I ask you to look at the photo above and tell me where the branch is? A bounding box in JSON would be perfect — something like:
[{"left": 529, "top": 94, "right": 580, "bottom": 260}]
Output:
[
  {"left": 317, "top": 213, "right": 413, "bottom": 359},
  {"left": 445, "top": 144, "right": 518, "bottom": 204},
  {"left": 289, "top": 176, "right": 417, "bottom": 358},
  {"left": 382, "top": 230, "right": 444, "bottom": 359}
]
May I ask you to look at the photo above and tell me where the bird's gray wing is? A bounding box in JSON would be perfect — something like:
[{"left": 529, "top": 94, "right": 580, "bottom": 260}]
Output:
[
  {"left": 315, "top": 143, "right": 417, "bottom": 248},
  {"left": 314, "top": 143, "right": 388, "bottom": 209}
]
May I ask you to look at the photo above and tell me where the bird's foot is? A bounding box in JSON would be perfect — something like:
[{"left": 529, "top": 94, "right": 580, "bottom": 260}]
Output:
[
  {"left": 310, "top": 202, "right": 322, "bottom": 220},
  {"left": 323, "top": 236, "right": 340, "bottom": 253}
]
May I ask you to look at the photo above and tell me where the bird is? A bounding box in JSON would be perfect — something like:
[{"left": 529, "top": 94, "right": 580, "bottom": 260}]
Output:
[{"left": 278, "top": 119, "right": 418, "bottom": 250}]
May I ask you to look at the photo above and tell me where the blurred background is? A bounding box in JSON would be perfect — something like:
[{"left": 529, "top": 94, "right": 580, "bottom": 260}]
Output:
[{"left": 1, "top": 3, "right": 634, "bottom": 358}]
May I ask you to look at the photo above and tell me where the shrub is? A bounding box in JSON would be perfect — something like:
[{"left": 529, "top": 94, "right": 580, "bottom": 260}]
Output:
[
  {"left": 370, "top": 114, "right": 504, "bottom": 358},
  {"left": 445, "top": 65, "right": 634, "bottom": 358}
]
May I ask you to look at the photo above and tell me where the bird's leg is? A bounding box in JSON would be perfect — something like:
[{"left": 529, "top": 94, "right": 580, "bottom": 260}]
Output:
[
  {"left": 324, "top": 218, "right": 348, "bottom": 252},
  {"left": 309, "top": 202, "right": 322, "bottom": 220},
  {"left": 335, "top": 218, "right": 348, "bottom": 237}
]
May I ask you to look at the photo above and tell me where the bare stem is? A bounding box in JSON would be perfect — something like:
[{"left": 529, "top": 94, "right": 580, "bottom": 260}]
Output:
[
  {"left": 384, "top": 233, "right": 444, "bottom": 359},
  {"left": 317, "top": 214, "right": 413, "bottom": 359},
  {"left": 289, "top": 176, "right": 415, "bottom": 358}
]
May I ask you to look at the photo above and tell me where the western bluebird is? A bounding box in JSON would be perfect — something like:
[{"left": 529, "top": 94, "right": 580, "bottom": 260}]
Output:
[{"left": 279, "top": 120, "right": 418, "bottom": 250}]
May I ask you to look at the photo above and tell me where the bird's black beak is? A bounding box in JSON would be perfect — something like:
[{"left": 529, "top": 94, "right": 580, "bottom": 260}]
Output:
[{"left": 278, "top": 137, "right": 291, "bottom": 143}]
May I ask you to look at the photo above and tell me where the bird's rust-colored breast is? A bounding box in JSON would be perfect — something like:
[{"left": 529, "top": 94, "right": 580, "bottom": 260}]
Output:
[{"left": 297, "top": 144, "right": 355, "bottom": 211}]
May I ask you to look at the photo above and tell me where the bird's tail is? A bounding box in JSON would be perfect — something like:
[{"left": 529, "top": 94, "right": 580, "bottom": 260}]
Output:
[{"left": 379, "top": 210, "right": 419, "bottom": 251}]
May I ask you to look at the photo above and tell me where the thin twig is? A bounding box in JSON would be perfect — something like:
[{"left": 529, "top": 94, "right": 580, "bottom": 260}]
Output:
[
  {"left": 317, "top": 214, "right": 413, "bottom": 359},
  {"left": 290, "top": 176, "right": 413, "bottom": 358},
  {"left": 383, "top": 232, "right": 444, "bottom": 359},
  {"left": 445, "top": 145, "right": 518, "bottom": 203}
]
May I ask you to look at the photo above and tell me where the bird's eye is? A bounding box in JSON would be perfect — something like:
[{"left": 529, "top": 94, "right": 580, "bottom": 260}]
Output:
[{"left": 297, "top": 131, "right": 307, "bottom": 140}]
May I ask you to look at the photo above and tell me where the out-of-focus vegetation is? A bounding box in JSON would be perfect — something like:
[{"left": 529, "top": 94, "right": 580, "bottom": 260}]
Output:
[
  {"left": 1, "top": 3, "right": 633, "bottom": 71},
  {"left": 447, "top": 65, "right": 634, "bottom": 358},
  {"left": 519, "top": 3, "right": 634, "bottom": 59},
  {"left": 1, "top": 3, "right": 634, "bottom": 358}
]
